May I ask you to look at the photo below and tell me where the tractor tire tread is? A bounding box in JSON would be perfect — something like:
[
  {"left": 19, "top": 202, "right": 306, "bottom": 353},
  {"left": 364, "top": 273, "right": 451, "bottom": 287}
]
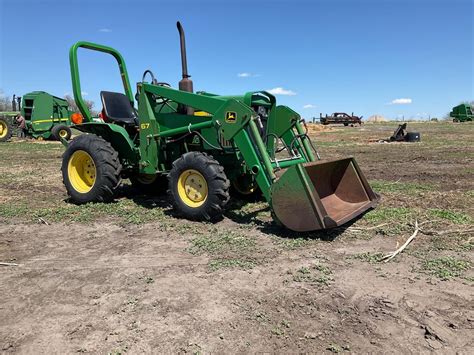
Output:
[
  {"left": 61, "top": 134, "right": 122, "bottom": 204},
  {"left": 168, "top": 151, "right": 230, "bottom": 221},
  {"left": 0, "top": 117, "right": 13, "bottom": 142}
]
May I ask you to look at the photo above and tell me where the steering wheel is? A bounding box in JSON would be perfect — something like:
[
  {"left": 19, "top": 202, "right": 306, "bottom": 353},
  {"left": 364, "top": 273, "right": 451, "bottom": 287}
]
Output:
[
  {"left": 141, "top": 70, "right": 170, "bottom": 87},
  {"left": 142, "top": 70, "right": 158, "bottom": 85},
  {"left": 137, "top": 70, "right": 172, "bottom": 102}
]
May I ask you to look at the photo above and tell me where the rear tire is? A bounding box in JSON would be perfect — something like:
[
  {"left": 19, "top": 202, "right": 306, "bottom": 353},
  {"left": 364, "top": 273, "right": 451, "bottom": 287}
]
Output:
[
  {"left": 52, "top": 125, "right": 72, "bottom": 141},
  {"left": 0, "top": 117, "right": 13, "bottom": 142},
  {"left": 62, "top": 134, "right": 122, "bottom": 204},
  {"left": 168, "top": 152, "right": 230, "bottom": 221}
]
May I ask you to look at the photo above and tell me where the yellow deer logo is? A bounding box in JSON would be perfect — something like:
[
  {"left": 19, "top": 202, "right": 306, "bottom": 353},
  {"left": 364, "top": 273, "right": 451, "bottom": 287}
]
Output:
[{"left": 225, "top": 111, "right": 237, "bottom": 123}]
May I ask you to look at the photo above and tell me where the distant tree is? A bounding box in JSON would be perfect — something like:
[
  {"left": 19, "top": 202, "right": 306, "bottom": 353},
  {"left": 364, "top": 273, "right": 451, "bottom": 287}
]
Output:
[
  {"left": 0, "top": 90, "right": 13, "bottom": 111},
  {"left": 64, "top": 94, "right": 97, "bottom": 115}
]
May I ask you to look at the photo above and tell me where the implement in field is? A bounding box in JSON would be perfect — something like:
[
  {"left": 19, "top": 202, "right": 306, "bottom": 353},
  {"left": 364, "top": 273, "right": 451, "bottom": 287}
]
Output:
[
  {"left": 320, "top": 112, "right": 362, "bottom": 126},
  {"left": 0, "top": 92, "right": 74, "bottom": 142},
  {"left": 450, "top": 104, "right": 473, "bottom": 123},
  {"left": 61, "top": 22, "right": 379, "bottom": 232}
]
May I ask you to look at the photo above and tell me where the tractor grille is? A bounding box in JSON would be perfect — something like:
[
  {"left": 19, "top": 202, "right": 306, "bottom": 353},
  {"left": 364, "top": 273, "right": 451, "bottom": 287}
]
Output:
[{"left": 219, "top": 134, "right": 232, "bottom": 148}]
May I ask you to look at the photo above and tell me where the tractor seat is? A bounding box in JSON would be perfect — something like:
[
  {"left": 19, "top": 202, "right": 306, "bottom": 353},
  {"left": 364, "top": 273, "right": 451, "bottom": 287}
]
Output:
[{"left": 100, "top": 91, "right": 138, "bottom": 126}]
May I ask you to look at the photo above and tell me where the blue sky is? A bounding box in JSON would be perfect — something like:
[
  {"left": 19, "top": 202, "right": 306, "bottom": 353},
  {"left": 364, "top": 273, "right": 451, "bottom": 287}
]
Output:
[{"left": 0, "top": 0, "right": 472, "bottom": 119}]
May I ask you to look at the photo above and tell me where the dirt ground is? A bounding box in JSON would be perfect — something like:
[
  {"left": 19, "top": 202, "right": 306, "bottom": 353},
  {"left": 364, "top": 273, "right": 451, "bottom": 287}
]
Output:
[{"left": 0, "top": 122, "right": 473, "bottom": 354}]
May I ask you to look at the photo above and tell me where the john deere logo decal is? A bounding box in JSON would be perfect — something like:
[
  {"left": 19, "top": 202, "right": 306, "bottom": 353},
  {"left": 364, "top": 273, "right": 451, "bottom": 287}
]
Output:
[{"left": 225, "top": 111, "right": 237, "bottom": 123}]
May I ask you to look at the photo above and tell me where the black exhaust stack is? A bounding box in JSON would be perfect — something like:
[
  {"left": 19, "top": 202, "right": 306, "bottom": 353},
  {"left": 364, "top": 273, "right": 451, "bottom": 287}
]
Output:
[{"left": 177, "top": 21, "right": 194, "bottom": 115}]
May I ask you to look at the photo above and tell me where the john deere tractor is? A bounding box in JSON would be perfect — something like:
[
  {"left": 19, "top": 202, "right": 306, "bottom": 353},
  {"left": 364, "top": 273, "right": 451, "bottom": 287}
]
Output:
[
  {"left": 61, "top": 22, "right": 379, "bottom": 232},
  {"left": 0, "top": 95, "right": 21, "bottom": 142}
]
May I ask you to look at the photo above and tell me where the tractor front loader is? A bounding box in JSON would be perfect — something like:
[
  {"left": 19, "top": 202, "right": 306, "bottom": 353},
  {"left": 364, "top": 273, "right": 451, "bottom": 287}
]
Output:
[{"left": 62, "top": 22, "right": 379, "bottom": 232}]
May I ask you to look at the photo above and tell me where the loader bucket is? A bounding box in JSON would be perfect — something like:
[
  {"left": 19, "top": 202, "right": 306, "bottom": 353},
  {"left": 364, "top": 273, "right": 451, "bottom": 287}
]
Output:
[{"left": 270, "top": 158, "right": 380, "bottom": 232}]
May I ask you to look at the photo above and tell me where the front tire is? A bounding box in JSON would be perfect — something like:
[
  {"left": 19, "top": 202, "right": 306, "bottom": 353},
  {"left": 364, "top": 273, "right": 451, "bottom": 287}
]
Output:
[
  {"left": 168, "top": 152, "right": 230, "bottom": 221},
  {"left": 62, "top": 134, "right": 122, "bottom": 204},
  {"left": 52, "top": 125, "right": 72, "bottom": 141},
  {"left": 0, "top": 117, "right": 13, "bottom": 142}
]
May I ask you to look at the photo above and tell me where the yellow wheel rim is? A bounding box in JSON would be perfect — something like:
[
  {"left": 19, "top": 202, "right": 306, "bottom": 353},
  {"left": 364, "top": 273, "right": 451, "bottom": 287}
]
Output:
[
  {"left": 177, "top": 169, "right": 208, "bottom": 208},
  {"left": 0, "top": 121, "right": 7, "bottom": 138},
  {"left": 59, "top": 129, "right": 68, "bottom": 138},
  {"left": 67, "top": 150, "right": 96, "bottom": 193}
]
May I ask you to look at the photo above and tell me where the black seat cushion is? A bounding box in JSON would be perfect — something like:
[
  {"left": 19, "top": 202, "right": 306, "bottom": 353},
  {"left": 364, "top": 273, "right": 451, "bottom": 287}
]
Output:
[{"left": 100, "top": 91, "right": 138, "bottom": 126}]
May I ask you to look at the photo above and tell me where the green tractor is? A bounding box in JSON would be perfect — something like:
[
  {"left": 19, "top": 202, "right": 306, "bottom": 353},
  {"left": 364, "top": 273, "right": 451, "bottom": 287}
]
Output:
[
  {"left": 61, "top": 22, "right": 379, "bottom": 232},
  {"left": 0, "top": 95, "right": 21, "bottom": 142},
  {"left": 450, "top": 103, "right": 473, "bottom": 122},
  {"left": 0, "top": 91, "right": 73, "bottom": 142}
]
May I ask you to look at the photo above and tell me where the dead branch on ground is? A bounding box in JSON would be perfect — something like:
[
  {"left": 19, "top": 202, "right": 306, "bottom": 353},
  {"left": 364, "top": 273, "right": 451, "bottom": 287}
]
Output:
[
  {"left": 380, "top": 220, "right": 419, "bottom": 262},
  {"left": 0, "top": 262, "right": 19, "bottom": 266}
]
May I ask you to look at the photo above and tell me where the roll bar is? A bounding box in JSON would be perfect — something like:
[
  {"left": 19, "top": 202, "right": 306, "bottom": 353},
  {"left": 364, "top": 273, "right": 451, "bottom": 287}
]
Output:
[{"left": 69, "top": 41, "right": 134, "bottom": 122}]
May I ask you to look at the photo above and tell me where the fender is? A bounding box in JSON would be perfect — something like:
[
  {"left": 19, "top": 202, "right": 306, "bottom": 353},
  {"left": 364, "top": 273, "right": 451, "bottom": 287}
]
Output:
[{"left": 69, "top": 122, "right": 140, "bottom": 169}]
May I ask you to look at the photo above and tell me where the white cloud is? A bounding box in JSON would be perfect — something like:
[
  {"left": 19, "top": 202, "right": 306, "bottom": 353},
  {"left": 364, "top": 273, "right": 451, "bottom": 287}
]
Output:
[
  {"left": 390, "top": 98, "right": 412, "bottom": 105},
  {"left": 99, "top": 28, "right": 112, "bottom": 33},
  {"left": 267, "top": 87, "right": 296, "bottom": 96},
  {"left": 64, "top": 92, "right": 88, "bottom": 96},
  {"left": 303, "top": 104, "right": 316, "bottom": 109},
  {"left": 238, "top": 72, "right": 260, "bottom": 78}
]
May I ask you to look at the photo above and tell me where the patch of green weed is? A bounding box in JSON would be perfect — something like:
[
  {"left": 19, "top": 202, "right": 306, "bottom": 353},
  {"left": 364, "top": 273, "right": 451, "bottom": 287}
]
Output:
[
  {"left": 422, "top": 257, "right": 471, "bottom": 280},
  {"left": 365, "top": 207, "right": 415, "bottom": 224},
  {"left": 0, "top": 204, "right": 30, "bottom": 218},
  {"left": 292, "top": 263, "right": 333, "bottom": 285},
  {"left": 1, "top": 199, "right": 167, "bottom": 225},
  {"left": 428, "top": 209, "right": 472, "bottom": 225},
  {"left": 208, "top": 259, "right": 256, "bottom": 271},
  {"left": 189, "top": 230, "right": 256, "bottom": 255},
  {"left": 349, "top": 252, "right": 384, "bottom": 263},
  {"left": 277, "top": 237, "right": 310, "bottom": 250},
  {"left": 370, "top": 180, "right": 434, "bottom": 194},
  {"left": 326, "top": 343, "right": 350, "bottom": 353}
]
